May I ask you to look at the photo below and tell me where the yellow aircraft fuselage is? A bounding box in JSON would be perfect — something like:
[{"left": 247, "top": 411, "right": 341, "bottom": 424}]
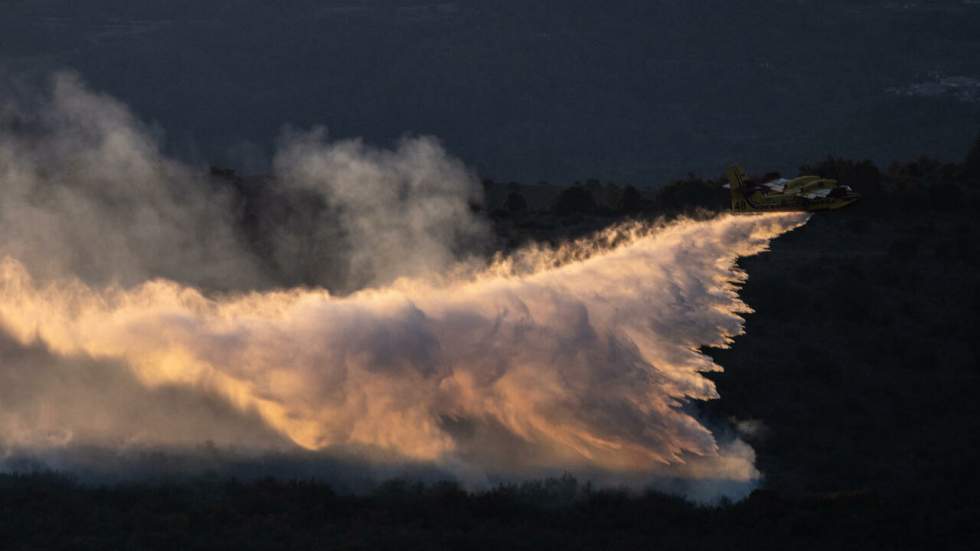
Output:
[{"left": 726, "top": 166, "right": 860, "bottom": 213}]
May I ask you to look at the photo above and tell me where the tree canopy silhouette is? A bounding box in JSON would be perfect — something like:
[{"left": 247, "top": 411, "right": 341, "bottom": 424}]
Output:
[
  {"left": 552, "top": 186, "right": 596, "bottom": 215},
  {"left": 964, "top": 131, "right": 980, "bottom": 183}
]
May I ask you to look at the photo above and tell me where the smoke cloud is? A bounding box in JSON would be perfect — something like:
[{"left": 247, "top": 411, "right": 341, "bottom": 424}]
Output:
[
  {"left": 0, "top": 72, "right": 485, "bottom": 292},
  {"left": 0, "top": 73, "right": 808, "bottom": 501},
  {"left": 0, "top": 72, "right": 259, "bottom": 289},
  {"left": 274, "top": 129, "right": 487, "bottom": 290}
]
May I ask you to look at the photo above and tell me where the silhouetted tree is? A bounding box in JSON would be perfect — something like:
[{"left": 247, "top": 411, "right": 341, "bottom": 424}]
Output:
[
  {"left": 619, "top": 185, "right": 647, "bottom": 213},
  {"left": 652, "top": 176, "right": 726, "bottom": 212},
  {"left": 926, "top": 181, "right": 963, "bottom": 211},
  {"left": 504, "top": 190, "right": 528, "bottom": 213},
  {"left": 599, "top": 182, "right": 623, "bottom": 210},
  {"left": 964, "top": 131, "right": 980, "bottom": 185},
  {"left": 553, "top": 186, "right": 596, "bottom": 215},
  {"left": 800, "top": 157, "right": 882, "bottom": 196}
]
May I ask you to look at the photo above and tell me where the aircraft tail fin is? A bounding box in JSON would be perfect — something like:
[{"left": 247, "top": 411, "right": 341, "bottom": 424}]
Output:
[{"left": 726, "top": 165, "right": 750, "bottom": 212}]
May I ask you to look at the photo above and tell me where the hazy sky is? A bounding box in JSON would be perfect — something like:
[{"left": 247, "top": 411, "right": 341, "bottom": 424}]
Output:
[{"left": 2, "top": 0, "right": 979, "bottom": 183}]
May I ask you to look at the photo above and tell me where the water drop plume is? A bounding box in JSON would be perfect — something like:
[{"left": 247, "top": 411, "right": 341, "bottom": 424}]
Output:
[
  {"left": 0, "top": 72, "right": 810, "bottom": 500},
  {"left": 0, "top": 213, "right": 807, "bottom": 484}
]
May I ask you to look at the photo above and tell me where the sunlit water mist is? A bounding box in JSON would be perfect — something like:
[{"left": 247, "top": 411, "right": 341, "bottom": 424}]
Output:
[
  {"left": 0, "top": 213, "right": 808, "bottom": 495},
  {"left": 0, "top": 72, "right": 810, "bottom": 501}
]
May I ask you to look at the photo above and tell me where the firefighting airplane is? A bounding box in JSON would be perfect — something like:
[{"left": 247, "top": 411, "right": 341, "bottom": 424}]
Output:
[{"left": 725, "top": 166, "right": 860, "bottom": 213}]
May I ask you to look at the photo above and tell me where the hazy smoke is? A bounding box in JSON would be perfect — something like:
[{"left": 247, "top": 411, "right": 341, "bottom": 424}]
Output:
[
  {"left": 0, "top": 72, "right": 484, "bottom": 292},
  {"left": 0, "top": 73, "right": 809, "bottom": 501},
  {"left": 0, "top": 73, "right": 270, "bottom": 289},
  {"left": 274, "top": 129, "right": 487, "bottom": 290}
]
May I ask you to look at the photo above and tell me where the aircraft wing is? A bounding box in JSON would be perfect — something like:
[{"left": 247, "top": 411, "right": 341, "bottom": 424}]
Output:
[
  {"left": 763, "top": 179, "right": 790, "bottom": 192},
  {"left": 802, "top": 188, "right": 833, "bottom": 199}
]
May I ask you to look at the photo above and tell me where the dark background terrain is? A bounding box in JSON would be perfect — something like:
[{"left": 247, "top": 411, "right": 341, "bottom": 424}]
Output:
[
  {"left": 2, "top": 138, "right": 979, "bottom": 549},
  {"left": 2, "top": 0, "right": 979, "bottom": 183}
]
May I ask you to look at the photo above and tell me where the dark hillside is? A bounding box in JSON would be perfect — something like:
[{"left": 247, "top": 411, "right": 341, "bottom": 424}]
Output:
[
  {"left": 1, "top": 471, "right": 967, "bottom": 550},
  {"left": 707, "top": 193, "right": 980, "bottom": 498},
  {"left": 4, "top": 1, "right": 978, "bottom": 181}
]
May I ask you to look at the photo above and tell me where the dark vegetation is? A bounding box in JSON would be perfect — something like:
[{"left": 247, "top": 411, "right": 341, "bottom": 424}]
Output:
[
  {"left": 4, "top": 134, "right": 980, "bottom": 549},
  {"left": 0, "top": 472, "right": 963, "bottom": 550}
]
